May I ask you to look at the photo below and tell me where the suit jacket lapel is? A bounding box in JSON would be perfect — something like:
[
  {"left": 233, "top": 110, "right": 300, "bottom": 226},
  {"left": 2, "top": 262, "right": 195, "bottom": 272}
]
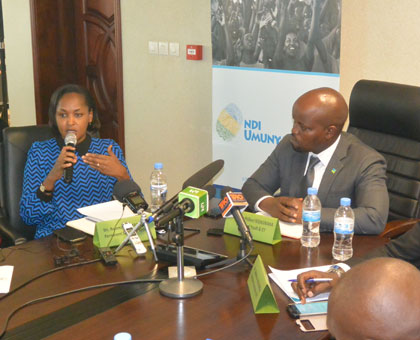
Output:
[{"left": 318, "top": 134, "right": 350, "bottom": 202}]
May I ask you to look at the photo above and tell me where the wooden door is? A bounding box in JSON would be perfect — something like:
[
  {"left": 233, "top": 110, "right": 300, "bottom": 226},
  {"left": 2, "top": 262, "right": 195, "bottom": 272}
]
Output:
[
  {"left": 30, "top": 0, "right": 125, "bottom": 151},
  {"left": 74, "top": 0, "right": 125, "bottom": 151}
]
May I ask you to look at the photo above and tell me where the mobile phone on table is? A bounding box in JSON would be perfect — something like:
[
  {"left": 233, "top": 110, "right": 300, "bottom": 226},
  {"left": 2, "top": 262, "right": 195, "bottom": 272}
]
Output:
[
  {"left": 207, "top": 228, "right": 224, "bottom": 236},
  {"left": 54, "top": 227, "right": 87, "bottom": 243},
  {"left": 286, "top": 301, "right": 328, "bottom": 319}
]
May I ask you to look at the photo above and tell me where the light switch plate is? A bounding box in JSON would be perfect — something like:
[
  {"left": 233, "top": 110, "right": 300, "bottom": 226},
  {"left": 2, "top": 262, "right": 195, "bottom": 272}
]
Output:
[
  {"left": 169, "top": 42, "right": 180, "bottom": 56},
  {"left": 159, "top": 41, "right": 169, "bottom": 55},
  {"left": 148, "top": 41, "right": 158, "bottom": 55}
]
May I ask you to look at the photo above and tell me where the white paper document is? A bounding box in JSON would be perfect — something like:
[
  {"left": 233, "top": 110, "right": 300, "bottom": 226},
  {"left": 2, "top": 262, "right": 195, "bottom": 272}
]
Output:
[
  {"left": 66, "top": 218, "right": 96, "bottom": 235},
  {"left": 256, "top": 211, "right": 302, "bottom": 239},
  {"left": 0, "top": 266, "right": 14, "bottom": 293},
  {"left": 268, "top": 264, "right": 333, "bottom": 303},
  {"left": 77, "top": 200, "right": 135, "bottom": 222},
  {"left": 67, "top": 200, "right": 136, "bottom": 235},
  {"left": 279, "top": 221, "right": 302, "bottom": 239}
]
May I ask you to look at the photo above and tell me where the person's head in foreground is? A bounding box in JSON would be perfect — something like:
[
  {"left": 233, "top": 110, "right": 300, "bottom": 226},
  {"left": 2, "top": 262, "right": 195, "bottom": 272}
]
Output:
[{"left": 327, "top": 258, "right": 420, "bottom": 340}]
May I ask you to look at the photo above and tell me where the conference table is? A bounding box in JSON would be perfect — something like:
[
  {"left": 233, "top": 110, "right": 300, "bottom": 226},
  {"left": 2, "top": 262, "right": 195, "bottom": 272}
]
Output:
[{"left": 0, "top": 217, "right": 387, "bottom": 340}]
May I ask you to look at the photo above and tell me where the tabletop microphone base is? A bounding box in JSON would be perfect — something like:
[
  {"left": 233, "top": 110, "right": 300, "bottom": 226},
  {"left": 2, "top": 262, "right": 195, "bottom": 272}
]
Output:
[{"left": 159, "top": 277, "right": 203, "bottom": 299}]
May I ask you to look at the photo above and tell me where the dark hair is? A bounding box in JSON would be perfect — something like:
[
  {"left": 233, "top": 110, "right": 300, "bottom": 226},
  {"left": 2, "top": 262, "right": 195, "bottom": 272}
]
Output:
[{"left": 48, "top": 84, "right": 101, "bottom": 136}]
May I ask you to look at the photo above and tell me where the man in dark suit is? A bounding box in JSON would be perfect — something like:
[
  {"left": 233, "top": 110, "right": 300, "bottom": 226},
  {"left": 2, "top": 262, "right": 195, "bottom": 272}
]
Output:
[{"left": 242, "top": 87, "right": 389, "bottom": 234}]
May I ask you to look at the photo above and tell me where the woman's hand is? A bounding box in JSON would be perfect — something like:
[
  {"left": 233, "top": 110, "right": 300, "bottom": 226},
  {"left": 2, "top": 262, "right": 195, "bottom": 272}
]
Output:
[
  {"left": 43, "top": 145, "right": 77, "bottom": 190},
  {"left": 82, "top": 145, "right": 130, "bottom": 181}
]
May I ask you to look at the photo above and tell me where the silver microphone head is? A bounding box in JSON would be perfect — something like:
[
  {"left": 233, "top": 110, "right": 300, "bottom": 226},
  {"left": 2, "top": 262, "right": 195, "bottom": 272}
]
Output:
[{"left": 64, "top": 131, "right": 77, "bottom": 146}]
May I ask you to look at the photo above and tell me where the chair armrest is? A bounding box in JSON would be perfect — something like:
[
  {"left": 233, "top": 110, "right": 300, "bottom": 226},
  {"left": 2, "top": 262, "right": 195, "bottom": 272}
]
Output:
[
  {"left": 379, "top": 218, "right": 420, "bottom": 239},
  {"left": 0, "top": 217, "right": 28, "bottom": 246}
]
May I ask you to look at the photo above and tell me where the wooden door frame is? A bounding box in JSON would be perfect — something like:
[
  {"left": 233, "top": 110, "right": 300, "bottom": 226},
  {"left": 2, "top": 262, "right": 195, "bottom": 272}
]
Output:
[{"left": 114, "top": 0, "right": 125, "bottom": 152}]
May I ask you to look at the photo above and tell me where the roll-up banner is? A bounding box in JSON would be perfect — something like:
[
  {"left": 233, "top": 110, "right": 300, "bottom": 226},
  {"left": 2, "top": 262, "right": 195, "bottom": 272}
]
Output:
[{"left": 211, "top": 0, "right": 341, "bottom": 189}]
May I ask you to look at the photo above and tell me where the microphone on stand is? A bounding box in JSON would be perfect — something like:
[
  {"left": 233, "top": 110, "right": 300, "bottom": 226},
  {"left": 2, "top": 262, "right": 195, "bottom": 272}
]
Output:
[
  {"left": 205, "top": 184, "right": 223, "bottom": 218},
  {"left": 63, "top": 131, "right": 77, "bottom": 184},
  {"left": 154, "top": 186, "right": 209, "bottom": 227},
  {"left": 147, "top": 159, "right": 224, "bottom": 224},
  {"left": 157, "top": 186, "right": 210, "bottom": 299},
  {"left": 112, "top": 180, "right": 157, "bottom": 260},
  {"left": 113, "top": 180, "right": 148, "bottom": 213},
  {"left": 219, "top": 187, "right": 253, "bottom": 245}
]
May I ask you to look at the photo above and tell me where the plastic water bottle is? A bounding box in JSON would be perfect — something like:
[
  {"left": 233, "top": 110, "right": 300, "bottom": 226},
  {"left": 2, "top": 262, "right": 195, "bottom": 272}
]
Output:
[
  {"left": 150, "top": 162, "right": 167, "bottom": 212},
  {"left": 332, "top": 197, "right": 354, "bottom": 261},
  {"left": 301, "top": 187, "right": 321, "bottom": 247},
  {"left": 114, "top": 333, "right": 132, "bottom": 340}
]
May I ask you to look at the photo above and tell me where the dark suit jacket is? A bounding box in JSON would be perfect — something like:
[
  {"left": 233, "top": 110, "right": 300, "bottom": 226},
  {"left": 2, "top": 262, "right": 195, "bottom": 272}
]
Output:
[
  {"left": 242, "top": 132, "right": 389, "bottom": 234},
  {"left": 349, "top": 223, "right": 420, "bottom": 269}
]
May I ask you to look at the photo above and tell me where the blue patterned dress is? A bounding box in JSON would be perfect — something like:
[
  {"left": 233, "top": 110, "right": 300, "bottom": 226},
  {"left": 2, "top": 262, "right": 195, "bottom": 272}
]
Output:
[{"left": 20, "top": 136, "right": 131, "bottom": 239}]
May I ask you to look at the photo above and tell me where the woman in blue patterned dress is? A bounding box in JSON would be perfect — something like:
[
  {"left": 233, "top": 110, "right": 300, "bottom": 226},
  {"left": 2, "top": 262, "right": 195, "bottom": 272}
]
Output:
[{"left": 20, "top": 84, "right": 131, "bottom": 239}]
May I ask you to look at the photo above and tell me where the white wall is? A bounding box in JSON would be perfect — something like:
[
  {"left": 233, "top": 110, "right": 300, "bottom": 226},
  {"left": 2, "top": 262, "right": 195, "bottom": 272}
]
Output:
[
  {"left": 3, "top": 0, "right": 36, "bottom": 126},
  {"left": 4, "top": 0, "right": 420, "bottom": 196},
  {"left": 121, "top": 1, "right": 212, "bottom": 197},
  {"left": 340, "top": 0, "right": 420, "bottom": 101}
]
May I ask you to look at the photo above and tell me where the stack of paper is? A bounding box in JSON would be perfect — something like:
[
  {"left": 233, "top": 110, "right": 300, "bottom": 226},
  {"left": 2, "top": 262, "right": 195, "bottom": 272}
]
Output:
[
  {"left": 67, "top": 200, "right": 136, "bottom": 235},
  {"left": 279, "top": 221, "right": 302, "bottom": 239},
  {"left": 0, "top": 266, "right": 13, "bottom": 293},
  {"left": 268, "top": 265, "right": 333, "bottom": 303},
  {"left": 256, "top": 211, "right": 302, "bottom": 239}
]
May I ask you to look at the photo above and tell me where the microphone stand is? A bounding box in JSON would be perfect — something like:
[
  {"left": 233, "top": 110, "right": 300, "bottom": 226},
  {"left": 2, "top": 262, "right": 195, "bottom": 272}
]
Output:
[
  {"left": 159, "top": 213, "right": 203, "bottom": 299},
  {"left": 114, "top": 210, "right": 158, "bottom": 262},
  {"left": 205, "top": 231, "right": 254, "bottom": 269}
]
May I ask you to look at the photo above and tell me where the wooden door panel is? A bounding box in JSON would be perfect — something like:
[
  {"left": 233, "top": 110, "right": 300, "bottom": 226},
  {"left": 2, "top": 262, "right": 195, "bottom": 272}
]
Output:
[
  {"left": 31, "top": 0, "right": 125, "bottom": 152},
  {"left": 75, "top": 0, "right": 124, "bottom": 151}
]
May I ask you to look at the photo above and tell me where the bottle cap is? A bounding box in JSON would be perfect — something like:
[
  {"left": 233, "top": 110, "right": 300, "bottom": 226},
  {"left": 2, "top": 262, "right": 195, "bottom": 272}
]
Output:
[
  {"left": 307, "top": 187, "right": 317, "bottom": 195},
  {"left": 154, "top": 162, "right": 163, "bottom": 170},
  {"left": 114, "top": 332, "right": 132, "bottom": 340},
  {"left": 340, "top": 197, "right": 351, "bottom": 206}
]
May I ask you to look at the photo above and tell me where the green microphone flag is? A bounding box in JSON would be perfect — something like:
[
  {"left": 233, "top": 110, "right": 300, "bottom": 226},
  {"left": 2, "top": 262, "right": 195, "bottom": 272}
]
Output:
[{"left": 178, "top": 186, "right": 209, "bottom": 218}]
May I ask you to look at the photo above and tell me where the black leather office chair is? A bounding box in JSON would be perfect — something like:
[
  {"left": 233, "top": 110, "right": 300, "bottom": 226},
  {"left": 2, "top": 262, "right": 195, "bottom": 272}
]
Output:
[
  {"left": 0, "top": 125, "right": 54, "bottom": 246},
  {"left": 348, "top": 79, "right": 420, "bottom": 238},
  {"left": 0, "top": 118, "right": 8, "bottom": 216}
]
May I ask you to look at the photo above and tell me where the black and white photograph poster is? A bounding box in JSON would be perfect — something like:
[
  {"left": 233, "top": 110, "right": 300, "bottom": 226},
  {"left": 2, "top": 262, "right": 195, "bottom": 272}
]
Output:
[{"left": 211, "top": 0, "right": 342, "bottom": 188}]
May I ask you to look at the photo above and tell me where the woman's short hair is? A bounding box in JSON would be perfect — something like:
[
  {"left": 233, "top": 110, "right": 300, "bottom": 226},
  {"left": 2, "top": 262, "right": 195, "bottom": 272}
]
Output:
[{"left": 48, "top": 84, "right": 101, "bottom": 136}]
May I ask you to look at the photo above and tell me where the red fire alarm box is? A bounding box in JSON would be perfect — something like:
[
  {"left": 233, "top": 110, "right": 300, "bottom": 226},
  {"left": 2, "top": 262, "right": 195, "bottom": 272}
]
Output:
[{"left": 186, "top": 45, "right": 203, "bottom": 60}]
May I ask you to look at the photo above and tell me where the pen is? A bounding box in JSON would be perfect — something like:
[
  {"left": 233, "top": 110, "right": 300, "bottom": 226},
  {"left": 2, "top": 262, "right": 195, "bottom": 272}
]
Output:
[{"left": 288, "top": 278, "right": 333, "bottom": 283}]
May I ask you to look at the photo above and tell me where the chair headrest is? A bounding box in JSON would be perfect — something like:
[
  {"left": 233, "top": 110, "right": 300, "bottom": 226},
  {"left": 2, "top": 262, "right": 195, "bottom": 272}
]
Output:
[
  {"left": 3, "top": 125, "right": 54, "bottom": 151},
  {"left": 349, "top": 79, "right": 420, "bottom": 142}
]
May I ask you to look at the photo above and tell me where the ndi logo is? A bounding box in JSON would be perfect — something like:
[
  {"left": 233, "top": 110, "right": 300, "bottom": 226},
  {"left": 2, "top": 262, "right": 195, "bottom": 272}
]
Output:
[
  {"left": 244, "top": 120, "right": 282, "bottom": 144},
  {"left": 216, "top": 103, "right": 282, "bottom": 145},
  {"left": 216, "top": 103, "right": 243, "bottom": 141}
]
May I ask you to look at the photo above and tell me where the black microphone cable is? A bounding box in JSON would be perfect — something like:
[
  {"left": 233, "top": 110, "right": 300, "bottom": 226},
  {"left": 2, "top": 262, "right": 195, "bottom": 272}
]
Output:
[
  {"left": 194, "top": 243, "right": 255, "bottom": 278},
  {"left": 0, "top": 258, "right": 101, "bottom": 304},
  {"left": 0, "top": 277, "right": 164, "bottom": 339}
]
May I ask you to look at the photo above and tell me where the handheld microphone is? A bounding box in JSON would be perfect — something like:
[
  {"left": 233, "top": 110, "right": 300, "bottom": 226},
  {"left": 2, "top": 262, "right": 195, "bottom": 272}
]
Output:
[
  {"left": 154, "top": 186, "right": 209, "bottom": 227},
  {"left": 113, "top": 180, "right": 149, "bottom": 213},
  {"left": 147, "top": 159, "right": 224, "bottom": 223},
  {"left": 64, "top": 131, "right": 77, "bottom": 184},
  {"left": 219, "top": 187, "right": 253, "bottom": 245}
]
